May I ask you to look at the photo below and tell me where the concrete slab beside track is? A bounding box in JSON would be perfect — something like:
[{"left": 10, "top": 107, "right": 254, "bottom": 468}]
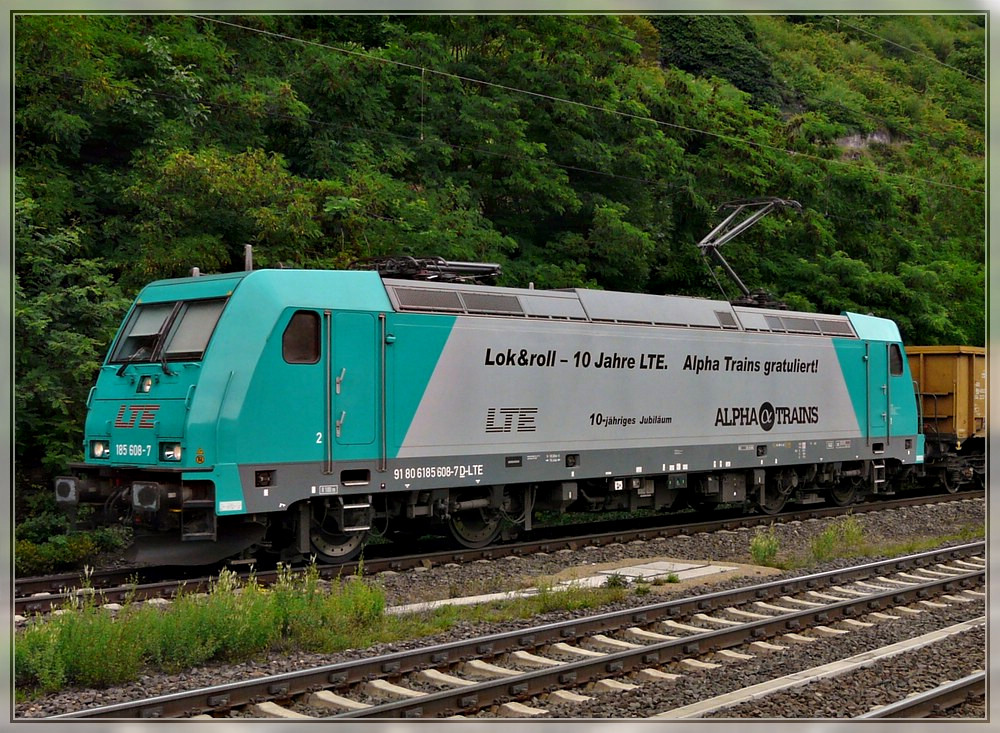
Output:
[{"left": 386, "top": 558, "right": 739, "bottom": 615}]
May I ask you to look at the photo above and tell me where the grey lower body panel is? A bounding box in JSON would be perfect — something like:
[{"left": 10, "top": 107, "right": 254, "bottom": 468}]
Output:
[{"left": 234, "top": 435, "right": 920, "bottom": 514}]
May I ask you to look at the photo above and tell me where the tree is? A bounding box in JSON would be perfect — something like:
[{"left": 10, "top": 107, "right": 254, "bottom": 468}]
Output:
[{"left": 14, "top": 184, "right": 129, "bottom": 480}]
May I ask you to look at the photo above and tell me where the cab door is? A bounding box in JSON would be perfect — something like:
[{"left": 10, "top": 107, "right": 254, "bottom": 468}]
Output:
[
  {"left": 867, "top": 341, "right": 889, "bottom": 446},
  {"left": 332, "top": 312, "right": 377, "bottom": 446}
]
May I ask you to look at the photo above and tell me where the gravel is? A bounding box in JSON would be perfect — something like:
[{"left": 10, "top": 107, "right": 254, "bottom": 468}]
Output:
[
  {"left": 705, "top": 624, "right": 986, "bottom": 718},
  {"left": 534, "top": 601, "right": 984, "bottom": 718},
  {"left": 13, "top": 497, "right": 984, "bottom": 719}
]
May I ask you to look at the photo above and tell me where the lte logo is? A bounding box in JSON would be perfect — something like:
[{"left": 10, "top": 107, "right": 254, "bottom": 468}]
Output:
[
  {"left": 485, "top": 407, "right": 538, "bottom": 433},
  {"left": 114, "top": 404, "right": 160, "bottom": 429}
]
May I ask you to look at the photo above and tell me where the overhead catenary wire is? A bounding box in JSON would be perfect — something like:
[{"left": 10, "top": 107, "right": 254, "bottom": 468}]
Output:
[
  {"left": 570, "top": 13, "right": 983, "bottom": 159},
  {"left": 190, "top": 14, "right": 982, "bottom": 196},
  {"left": 19, "top": 68, "right": 691, "bottom": 197},
  {"left": 829, "top": 16, "right": 985, "bottom": 83}
]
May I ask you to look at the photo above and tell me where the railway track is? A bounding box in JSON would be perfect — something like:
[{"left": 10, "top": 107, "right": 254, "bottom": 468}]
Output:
[
  {"left": 50, "top": 541, "right": 985, "bottom": 719},
  {"left": 859, "top": 671, "right": 986, "bottom": 719},
  {"left": 15, "top": 489, "right": 983, "bottom": 617}
]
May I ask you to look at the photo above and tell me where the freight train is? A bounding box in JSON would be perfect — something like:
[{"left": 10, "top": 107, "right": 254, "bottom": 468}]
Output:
[{"left": 54, "top": 264, "right": 985, "bottom": 564}]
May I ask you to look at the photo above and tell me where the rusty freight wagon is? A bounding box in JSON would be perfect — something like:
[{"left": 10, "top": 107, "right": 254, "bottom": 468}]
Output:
[{"left": 907, "top": 345, "right": 986, "bottom": 491}]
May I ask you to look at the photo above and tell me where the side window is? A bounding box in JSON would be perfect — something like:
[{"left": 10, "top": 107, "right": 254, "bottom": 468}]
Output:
[
  {"left": 889, "top": 344, "right": 904, "bottom": 376},
  {"left": 283, "top": 311, "right": 320, "bottom": 364}
]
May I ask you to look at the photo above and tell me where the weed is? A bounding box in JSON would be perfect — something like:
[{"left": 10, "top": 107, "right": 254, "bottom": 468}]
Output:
[
  {"left": 603, "top": 573, "right": 629, "bottom": 589},
  {"left": 810, "top": 528, "right": 837, "bottom": 563},
  {"left": 810, "top": 515, "right": 869, "bottom": 563},
  {"left": 750, "top": 525, "right": 781, "bottom": 566},
  {"left": 651, "top": 572, "right": 680, "bottom": 586}
]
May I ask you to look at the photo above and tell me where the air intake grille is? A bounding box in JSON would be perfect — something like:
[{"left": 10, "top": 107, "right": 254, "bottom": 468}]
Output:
[
  {"left": 460, "top": 292, "right": 524, "bottom": 315},
  {"left": 392, "top": 287, "right": 464, "bottom": 312},
  {"left": 818, "top": 319, "right": 855, "bottom": 336},
  {"left": 715, "top": 311, "right": 739, "bottom": 329},
  {"left": 781, "top": 316, "right": 821, "bottom": 333}
]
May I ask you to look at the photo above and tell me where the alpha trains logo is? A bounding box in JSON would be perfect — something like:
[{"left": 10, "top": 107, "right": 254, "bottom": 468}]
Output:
[{"left": 714, "top": 401, "right": 819, "bottom": 431}]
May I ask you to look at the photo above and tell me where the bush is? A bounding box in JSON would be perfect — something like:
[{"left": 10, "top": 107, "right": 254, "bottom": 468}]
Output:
[
  {"left": 14, "top": 526, "right": 130, "bottom": 577},
  {"left": 15, "top": 534, "right": 99, "bottom": 576},
  {"left": 15, "top": 512, "right": 69, "bottom": 544}
]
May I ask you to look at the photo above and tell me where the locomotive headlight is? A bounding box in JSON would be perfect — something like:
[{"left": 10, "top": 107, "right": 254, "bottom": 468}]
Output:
[
  {"left": 91, "top": 440, "right": 110, "bottom": 459},
  {"left": 138, "top": 376, "right": 153, "bottom": 393},
  {"left": 160, "top": 442, "right": 182, "bottom": 461}
]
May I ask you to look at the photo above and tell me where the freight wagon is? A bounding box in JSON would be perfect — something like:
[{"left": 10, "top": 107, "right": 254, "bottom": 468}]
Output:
[{"left": 907, "top": 345, "right": 986, "bottom": 491}]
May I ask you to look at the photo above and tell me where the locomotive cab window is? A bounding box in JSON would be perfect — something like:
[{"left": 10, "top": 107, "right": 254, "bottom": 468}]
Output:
[
  {"left": 283, "top": 311, "right": 320, "bottom": 364},
  {"left": 163, "top": 299, "right": 227, "bottom": 360},
  {"left": 111, "top": 298, "right": 227, "bottom": 363},
  {"left": 889, "top": 344, "right": 904, "bottom": 376},
  {"left": 112, "top": 303, "right": 174, "bottom": 361}
]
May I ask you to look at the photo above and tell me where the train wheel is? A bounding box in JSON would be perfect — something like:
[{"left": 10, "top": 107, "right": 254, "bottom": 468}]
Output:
[
  {"left": 309, "top": 501, "right": 368, "bottom": 562},
  {"left": 449, "top": 510, "right": 502, "bottom": 548},
  {"left": 446, "top": 488, "right": 504, "bottom": 549},
  {"left": 757, "top": 470, "right": 795, "bottom": 515},
  {"left": 448, "top": 507, "right": 502, "bottom": 549},
  {"left": 828, "top": 480, "right": 859, "bottom": 507},
  {"left": 940, "top": 470, "right": 959, "bottom": 494},
  {"left": 757, "top": 486, "right": 788, "bottom": 515}
]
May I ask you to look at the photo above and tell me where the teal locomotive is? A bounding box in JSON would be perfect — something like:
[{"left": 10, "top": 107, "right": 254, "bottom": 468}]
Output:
[{"left": 56, "top": 264, "right": 926, "bottom": 564}]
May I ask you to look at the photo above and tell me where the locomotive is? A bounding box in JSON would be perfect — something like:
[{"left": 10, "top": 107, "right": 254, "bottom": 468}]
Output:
[{"left": 54, "top": 261, "right": 973, "bottom": 565}]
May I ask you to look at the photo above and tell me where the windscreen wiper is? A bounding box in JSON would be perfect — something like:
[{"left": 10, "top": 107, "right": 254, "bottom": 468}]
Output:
[
  {"left": 116, "top": 355, "right": 139, "bottom": 377},
  {"left": 158, "top": 349, "right": 176, "bottom": 377}
]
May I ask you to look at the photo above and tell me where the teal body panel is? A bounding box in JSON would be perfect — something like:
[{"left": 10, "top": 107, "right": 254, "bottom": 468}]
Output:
[
  {"left": 833, "top": 312, "right": 922, "bottom": 459},
  {"left": 844, "top": 311, "right": 903, "bottom": 342},
  {"left": 84, "top": 272, "right": 250, "bottom": 468},
  {"left": 384, "top": 313, "right": 456, "bottom": 457},
  {"left": 83, "top": 269, "right": 458, "bottom": 516}
]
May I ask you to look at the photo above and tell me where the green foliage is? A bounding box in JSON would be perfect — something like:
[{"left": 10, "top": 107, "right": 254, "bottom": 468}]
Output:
[
  {"left": 15, "top": 512, "right": 69, "bottom": 546},
  {"left": 14, "top": 562, "right": 628, "bottom": 696},
  {"left": 15, "top": 185, "right": 130, "bottom": 476},
  {"left": 749, "top": 525, "right": 781, "bottom": 566},
  {"left": 810, "top": 515, "right": 868, "bottom": 563},
  {"left": 603, "top": 572, "right": 629, "bottom": 589},
  {"left": 14, "top": 530, "right": 132, "bottom": 577},
  {"left": 15, "top": 583, "right": 147, "bottom": 692},
  {"left": 139, "top": 570, "right": 280, "bottom": 669},
  {"left": 13, "top": 485, "right": 131, "bottom": 576},
  {"left": 650, "top": 15, "right": 782, "bottom": 107}
]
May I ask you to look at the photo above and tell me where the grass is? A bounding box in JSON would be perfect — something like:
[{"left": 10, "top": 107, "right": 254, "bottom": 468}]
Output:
[
  {"left": 15, "top": 562, "right": 628, "bottom": 699},
  {"left": 746, "top": 515, "right": 984, "bottom": 570},
  {"left": 808, "top": 516, "right": 984, "bottom": 564},
  {"left": 652, "top": 572, "right": 680, "bottom": 585},
  {"left": 749, "top": 525, "right": 781, "bottom": 567}
]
